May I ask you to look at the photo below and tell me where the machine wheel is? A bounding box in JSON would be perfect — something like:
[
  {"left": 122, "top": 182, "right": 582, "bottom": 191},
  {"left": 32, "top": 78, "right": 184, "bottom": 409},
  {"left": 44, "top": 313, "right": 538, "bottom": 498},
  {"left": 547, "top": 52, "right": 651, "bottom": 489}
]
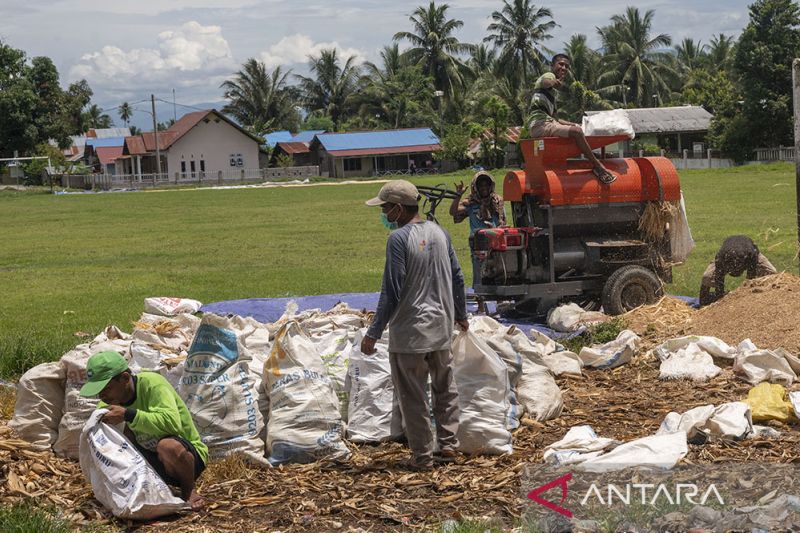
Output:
[{"left": 601, "top": 265, "right": 663, "bottom": 315}]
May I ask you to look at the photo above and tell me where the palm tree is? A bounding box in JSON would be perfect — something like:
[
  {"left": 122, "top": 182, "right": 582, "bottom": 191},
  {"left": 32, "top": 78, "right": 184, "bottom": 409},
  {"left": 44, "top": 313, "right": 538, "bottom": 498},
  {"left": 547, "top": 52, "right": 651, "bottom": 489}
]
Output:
[
  {"left": 83, "top": 104, "right": 112, "bottom": 129},
  {"left": 295, "top": 48, "right": 360, "bottom": 131},
  {"left": 597, "top": 7, "right": 677, "bottom": 107},
  {"left": 356, "top": 45, "right": 435, "bottom": 129},
  {"left": 674, "top": 38, "right": 707, "bottom": 72},
  {"left": 468, "top": 44, "right": 497, "bottom": 77},
  {"left": 393, "top": 1, "right": 472, "bottom": 100},
  {"left": 559, "top": 34, "right": 611, "bottom": 120},
  {"left": 484, "top": 0, "right": 557, "bottom": 84},
  {"left": 221, "top": 59, "right": 299, "bottom": 133},
  {"left": 118, "top": 102, "right": 132, "bottom": 127},
  {"left": 708, "top": 33, "right": 735, "bottom": 71}
]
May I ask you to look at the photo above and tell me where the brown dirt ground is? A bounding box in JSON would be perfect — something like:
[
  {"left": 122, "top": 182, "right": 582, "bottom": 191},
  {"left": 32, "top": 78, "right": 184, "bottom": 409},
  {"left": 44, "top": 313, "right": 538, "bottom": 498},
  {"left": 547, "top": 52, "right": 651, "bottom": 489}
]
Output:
[{"left": 3, "top": 275, "right": 800, "bottom": 531}]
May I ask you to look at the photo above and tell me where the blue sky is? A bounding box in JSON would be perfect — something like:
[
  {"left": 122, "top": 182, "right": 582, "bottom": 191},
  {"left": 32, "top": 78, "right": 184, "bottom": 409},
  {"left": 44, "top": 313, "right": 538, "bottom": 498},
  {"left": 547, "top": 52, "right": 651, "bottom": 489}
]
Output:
[{"left": 0, "top": 0, "right": 752, "bottom": 124}]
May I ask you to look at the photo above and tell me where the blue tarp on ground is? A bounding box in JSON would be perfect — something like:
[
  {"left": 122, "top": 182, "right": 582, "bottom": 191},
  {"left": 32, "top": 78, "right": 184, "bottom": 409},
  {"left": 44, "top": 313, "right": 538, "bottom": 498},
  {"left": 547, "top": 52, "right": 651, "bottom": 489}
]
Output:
[{"left": 201, "top": 292, "right": 700, "bottom": 340}]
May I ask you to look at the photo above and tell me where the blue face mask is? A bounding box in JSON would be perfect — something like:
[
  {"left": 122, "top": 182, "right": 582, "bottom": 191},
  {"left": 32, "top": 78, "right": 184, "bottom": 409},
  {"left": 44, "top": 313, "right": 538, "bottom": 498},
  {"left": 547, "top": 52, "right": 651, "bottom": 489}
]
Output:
[{"left": 380, "top": 205, "right": 400, "bottom": 230}]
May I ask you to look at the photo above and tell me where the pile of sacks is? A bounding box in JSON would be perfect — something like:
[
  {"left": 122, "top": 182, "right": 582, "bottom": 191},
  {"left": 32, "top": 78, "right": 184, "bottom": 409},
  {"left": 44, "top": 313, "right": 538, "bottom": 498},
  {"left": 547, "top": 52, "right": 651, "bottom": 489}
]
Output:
[
  {"left": 654, "top": 335, "right": 800, "bottom": 385},
  {"left": 12, "top": 298, "right": 608, "bottom": 468}
]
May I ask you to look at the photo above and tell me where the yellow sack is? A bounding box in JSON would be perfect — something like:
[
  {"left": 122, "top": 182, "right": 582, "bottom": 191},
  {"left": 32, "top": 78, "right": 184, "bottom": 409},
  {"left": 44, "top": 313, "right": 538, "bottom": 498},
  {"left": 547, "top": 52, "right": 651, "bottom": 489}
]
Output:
[{"left": 744, "top": 382, "right": 794, "bottom": 422}]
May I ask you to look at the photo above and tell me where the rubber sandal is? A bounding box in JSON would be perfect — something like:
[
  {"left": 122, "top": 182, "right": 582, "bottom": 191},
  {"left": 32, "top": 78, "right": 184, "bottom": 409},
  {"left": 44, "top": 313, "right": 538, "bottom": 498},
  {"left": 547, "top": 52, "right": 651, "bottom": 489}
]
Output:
[{"left": 592, "top": 166, "right": 616, "bottom": 184}]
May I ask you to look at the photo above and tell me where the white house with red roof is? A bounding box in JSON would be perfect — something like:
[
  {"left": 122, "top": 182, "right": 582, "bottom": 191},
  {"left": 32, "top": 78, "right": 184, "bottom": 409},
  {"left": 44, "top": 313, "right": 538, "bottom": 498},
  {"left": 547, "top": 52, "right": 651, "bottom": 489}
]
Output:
[{"left": 118, "top": 109, "right": 262, "bottom": 180}]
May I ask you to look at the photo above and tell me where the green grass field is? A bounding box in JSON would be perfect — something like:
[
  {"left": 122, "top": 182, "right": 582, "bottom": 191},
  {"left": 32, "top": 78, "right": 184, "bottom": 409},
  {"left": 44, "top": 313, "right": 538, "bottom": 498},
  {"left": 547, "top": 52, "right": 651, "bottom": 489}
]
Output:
[{"left": 1, "top": 163, "right": 797, "bottom": 378}]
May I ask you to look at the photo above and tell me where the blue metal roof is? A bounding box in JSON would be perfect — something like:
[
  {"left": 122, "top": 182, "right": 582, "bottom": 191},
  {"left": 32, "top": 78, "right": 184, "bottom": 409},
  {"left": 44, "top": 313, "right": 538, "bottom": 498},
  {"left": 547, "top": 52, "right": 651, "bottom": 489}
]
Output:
[
  {"left": 316, "top": 128, "right": 440, "bottom": 151},
  {"left": 86, "top": 137, "right": 127, "bottom": 148},
  {"left": 291, "top": 130, "right": 326, "bottom": 142},
  {"left": 263, "top": 130, "right": 293, "bottom": 147}
]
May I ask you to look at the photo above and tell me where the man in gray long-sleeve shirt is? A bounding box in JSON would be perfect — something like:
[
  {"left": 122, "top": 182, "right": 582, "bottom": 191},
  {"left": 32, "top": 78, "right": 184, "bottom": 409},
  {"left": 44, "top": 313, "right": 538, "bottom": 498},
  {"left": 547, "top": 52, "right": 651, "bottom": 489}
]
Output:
[{"left": 362, "top": 179, "right": 469, "bottom": 471}]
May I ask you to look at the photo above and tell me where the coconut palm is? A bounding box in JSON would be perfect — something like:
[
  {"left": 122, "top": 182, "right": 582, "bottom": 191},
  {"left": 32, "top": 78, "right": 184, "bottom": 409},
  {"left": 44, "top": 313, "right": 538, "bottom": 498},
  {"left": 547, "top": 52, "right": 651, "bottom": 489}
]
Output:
[
  {"left": 708, "top": 33, "right": 735, "bottom": 71},
  {"left": 484, "top": 0, "right": 557, "bottom": 84},
  {"left": 83, "top": 104, "right": 112, "bottom": 129},
  {"left": 468, "top": 44, "right": 497, "bottom": 78},
  {"left": 597, "top": 7, "right": 677, "bottom": 107},
  {"left": 118, "top": 102, "right": 132, "bottom": 128},
  {"left": 674, "top": 38, "right": 707, "bottom": 72},
  {"left": 355, "top": 45, "right": 435, "bottom": 129},
  {"left": 221, "top": 59, "right": 299, "bottom": 133},
  {"left": 559, "top": 34, "right": 611, "bottom": 120},
  {"left": 295, "top": 48, "right": 361, "bottom": 131},
  {"left": 394, "top": 1, "right": 472, "bottom": 100}
]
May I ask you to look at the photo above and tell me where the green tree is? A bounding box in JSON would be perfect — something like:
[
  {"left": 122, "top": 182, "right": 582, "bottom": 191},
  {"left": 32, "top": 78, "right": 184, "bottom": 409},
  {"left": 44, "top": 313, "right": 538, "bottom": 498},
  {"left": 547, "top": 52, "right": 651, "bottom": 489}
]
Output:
[
  {"left": 0, "top": 40, "right": 94, "bottom": 157},
  {"left": 353, "top": 44, "right": 436, "bottom": 129},
  {"left": 21, "top": 143, "right": 66, "bottom": 186},
  {"left": 484, "top": 0, "right": 557, "bottom": 84},
  {"left": 732, "top": 0, "right": 800, "bottom": 151},
  {"left": 597, "top": 7, "right": 677, "bottom": 107},
  {"left": 394, "top": 1, "right": 472, "bottom": 100},
  {"left": 83, "top": 104, "right": 112, "bottom": 129},
  {"left": 221, "top": 59, "right": 300, "bottom": 133},
  {"left": 435, "top": 124, "right": 472, "bottom": 168},
  {"left": 300, "top": 113, "right": 335, "bottom": 132},
  {"left": 295, "top": 48, "right": 360, "bottom": 131},
  {"left": 708, "top": 33, "right": 735, "bottom": 72},
  {"left": 118, "top": 102, "right": 132, "bottom": 127},
  {"left": 481, "top": 96, "right": 510, "bottom": 168},
  {"left": 558, "top": 34, "right": 611, "bottom": 120}
]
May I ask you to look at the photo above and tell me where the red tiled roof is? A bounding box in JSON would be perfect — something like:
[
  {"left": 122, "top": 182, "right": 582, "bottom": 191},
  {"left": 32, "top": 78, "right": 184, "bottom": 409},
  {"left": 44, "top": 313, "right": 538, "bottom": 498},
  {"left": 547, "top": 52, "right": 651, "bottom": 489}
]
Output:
[
  {"left": 122, "top": 109, "right": 263, "bottom": 156},
  {"left": 124, "top": 136, "right": 146, "bottom": 155},
  {"left": 327, "top": 144, "right": 441, "bottom": 157},
  {"left": 277, "top": 141, "right": 310, "bottom": 155},
  {"left": 96, "top": 146, "right": 123, "bottom": 165}
]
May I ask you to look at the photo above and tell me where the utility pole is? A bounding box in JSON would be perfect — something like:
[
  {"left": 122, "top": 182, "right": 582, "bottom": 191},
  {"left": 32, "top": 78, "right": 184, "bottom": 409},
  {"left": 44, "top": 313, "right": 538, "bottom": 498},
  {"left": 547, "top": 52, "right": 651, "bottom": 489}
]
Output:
[
  {"left": 173, "top": 88, "right": 177, "bottom": 122},
  {"left": 151, "top": 94, "right": 162, "bottom": 178},
  {"left": 793, "top": 59, "right": 800, "bottom": 273}
]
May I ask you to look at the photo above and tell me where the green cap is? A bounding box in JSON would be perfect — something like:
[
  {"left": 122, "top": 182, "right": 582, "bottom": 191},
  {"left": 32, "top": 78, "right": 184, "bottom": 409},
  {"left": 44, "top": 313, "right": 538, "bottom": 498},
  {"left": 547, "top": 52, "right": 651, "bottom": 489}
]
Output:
[{"left": 79, "top": 351, "right": 128, "bottom": 397}]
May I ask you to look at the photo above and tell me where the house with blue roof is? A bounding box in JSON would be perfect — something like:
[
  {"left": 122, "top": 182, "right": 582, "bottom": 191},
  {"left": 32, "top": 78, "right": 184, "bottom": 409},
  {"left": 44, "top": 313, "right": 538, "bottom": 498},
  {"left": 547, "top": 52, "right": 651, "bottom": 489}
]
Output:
[{"left": 309, "top": 128, "right": 441, "bottom": 178}]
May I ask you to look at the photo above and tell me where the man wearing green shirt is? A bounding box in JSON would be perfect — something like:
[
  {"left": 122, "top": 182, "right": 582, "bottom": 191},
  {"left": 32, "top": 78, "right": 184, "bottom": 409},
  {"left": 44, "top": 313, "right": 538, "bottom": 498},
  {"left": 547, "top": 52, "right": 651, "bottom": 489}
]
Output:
[
  {"left": 80, "top": 351, "right": 207, "bottom": 511},
  {"left": 529, "top": 54, "right": 616, "bottom": 184}
]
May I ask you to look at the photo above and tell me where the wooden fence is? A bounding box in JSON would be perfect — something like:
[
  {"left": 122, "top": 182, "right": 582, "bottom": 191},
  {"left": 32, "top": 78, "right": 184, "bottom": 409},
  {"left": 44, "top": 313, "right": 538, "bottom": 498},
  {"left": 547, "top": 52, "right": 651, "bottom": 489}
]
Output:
[{"left": 754, "top": 146, "right": 795, "bottom": 162}]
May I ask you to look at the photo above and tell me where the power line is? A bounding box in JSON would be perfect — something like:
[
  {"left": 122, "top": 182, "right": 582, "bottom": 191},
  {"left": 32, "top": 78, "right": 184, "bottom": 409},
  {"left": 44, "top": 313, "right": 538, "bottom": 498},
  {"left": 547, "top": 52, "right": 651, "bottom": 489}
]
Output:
[{"left": 154, "top": 97, "right": 212, "bottom": 112}]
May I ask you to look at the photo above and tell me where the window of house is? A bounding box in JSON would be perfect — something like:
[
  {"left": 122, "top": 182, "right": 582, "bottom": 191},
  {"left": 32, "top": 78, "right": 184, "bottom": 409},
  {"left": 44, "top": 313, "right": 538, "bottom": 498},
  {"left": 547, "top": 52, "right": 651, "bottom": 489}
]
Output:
[
  {"left": 199, "top": 160, "right": 205, "bottom": 172},
  {"left": 343, "top": 158, "right": 362, "bottom": 172},
  {"left": 181, "top": 161, "right": 186, "bottom": 174},
  {"left": 190, "top": 160, "right": 196, "bottom": 175}
]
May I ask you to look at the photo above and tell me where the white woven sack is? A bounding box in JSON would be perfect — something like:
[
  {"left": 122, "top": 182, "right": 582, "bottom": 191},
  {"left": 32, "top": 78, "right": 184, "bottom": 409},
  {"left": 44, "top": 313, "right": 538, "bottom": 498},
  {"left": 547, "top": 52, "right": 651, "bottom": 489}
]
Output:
[
  {"left": 143, "top": 297, "right": 202, "bottom": 317},
  {"left": 264, "top": 321, "right": 350, "bottom": 465},
  {"left": 581, "top": 109, "right": 635, "bottom": 139},
  {"left": 345, "top": 330, "right": 402, "bottom": 443},
  {"left": 55, "top": 326, "right": 133, "bottom": 459},
  {"left": 451, "top": 331, "right": 513, "bottom": 455},
  {"left": 79, "top": 409, "right": 186, "bottom": 519},
  {"left": 180, "top": 314, "right": 267, "bottom": 464},
  {"left": 309, "top": 329, "right": 355, "bottom": 419},
  {"left": 9, "top": 362, "right": 65, "bottom": 449}
]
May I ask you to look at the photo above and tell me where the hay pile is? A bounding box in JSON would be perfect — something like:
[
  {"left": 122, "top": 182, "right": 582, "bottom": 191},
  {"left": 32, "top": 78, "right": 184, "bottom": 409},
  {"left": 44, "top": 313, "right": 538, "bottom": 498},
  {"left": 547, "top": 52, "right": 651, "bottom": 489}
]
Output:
[
  {"left": 4, "top": 353, "right": 800, "bottom": 531},
  {"left": 5, "top": 279, "right": 800, "bottom": 530},
  {"left": 682, "top": 273, "right": 800, "bottom": 353}
]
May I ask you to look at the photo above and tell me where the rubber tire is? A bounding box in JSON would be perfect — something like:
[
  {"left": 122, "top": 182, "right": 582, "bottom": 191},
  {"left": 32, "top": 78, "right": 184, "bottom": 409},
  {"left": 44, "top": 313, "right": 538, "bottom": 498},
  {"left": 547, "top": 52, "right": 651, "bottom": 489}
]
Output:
[{"left": 601, "top": 265, "right": 663, "bottom": 315}]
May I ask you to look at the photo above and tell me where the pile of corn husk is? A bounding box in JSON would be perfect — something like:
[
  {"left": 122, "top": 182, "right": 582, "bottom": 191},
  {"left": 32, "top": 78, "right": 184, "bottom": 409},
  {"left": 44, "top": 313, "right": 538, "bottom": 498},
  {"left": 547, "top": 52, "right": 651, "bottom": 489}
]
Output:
[
  {"left": 638, "top": 200, "right": 677, "bottom": 242},
  {"left": 5, "top": 280, "right": 800, "bottom": 530},
  {"left": 5, "top": 350, "right": 800, "bottom": 531}
]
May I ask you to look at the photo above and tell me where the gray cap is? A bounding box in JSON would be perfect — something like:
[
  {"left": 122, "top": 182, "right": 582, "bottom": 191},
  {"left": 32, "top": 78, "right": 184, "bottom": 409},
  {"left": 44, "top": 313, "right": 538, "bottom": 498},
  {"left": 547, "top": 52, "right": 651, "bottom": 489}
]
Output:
[{"left": 365, "top": 180, "right": 420, "bottom": 207}]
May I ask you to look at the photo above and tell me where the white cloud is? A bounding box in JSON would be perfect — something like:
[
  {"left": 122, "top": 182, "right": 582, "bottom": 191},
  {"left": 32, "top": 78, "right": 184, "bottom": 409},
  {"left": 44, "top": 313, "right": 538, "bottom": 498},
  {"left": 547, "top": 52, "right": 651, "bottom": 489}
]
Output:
[
  {"left": 68, "top": 21, "right": 235, "bottom": 86},
  {"left": 259, "top": 34, "right": 366, "bottom": 69}
]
